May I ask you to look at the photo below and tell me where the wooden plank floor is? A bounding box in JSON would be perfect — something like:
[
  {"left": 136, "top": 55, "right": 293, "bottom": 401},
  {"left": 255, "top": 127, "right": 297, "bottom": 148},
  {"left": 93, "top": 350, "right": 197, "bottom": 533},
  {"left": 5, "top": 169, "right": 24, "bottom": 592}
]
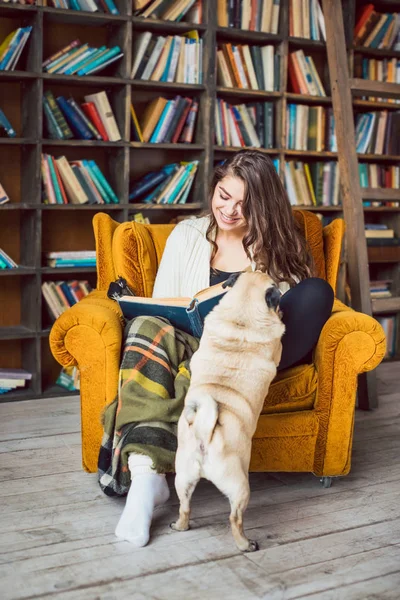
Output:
[{"left": 1, "top": 363, "right": 400, "bottom": 600}]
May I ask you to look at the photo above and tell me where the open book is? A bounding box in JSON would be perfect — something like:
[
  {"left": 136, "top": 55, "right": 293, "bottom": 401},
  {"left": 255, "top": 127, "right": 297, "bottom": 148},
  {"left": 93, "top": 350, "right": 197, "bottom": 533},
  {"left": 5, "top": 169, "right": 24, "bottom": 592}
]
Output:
[{"left": 117, "top": 281, "right": 228, "bottom": 337}]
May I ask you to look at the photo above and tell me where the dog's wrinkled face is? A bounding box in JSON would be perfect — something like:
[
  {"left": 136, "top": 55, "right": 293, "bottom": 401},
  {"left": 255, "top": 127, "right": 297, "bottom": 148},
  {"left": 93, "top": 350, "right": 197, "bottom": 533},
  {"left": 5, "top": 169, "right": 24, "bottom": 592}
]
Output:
[
  {"left": 265, "top": 285, "right": 282, "bottom": 312},
  {"left": 222, "top": 271, "right": 282, "bottom": 317}
]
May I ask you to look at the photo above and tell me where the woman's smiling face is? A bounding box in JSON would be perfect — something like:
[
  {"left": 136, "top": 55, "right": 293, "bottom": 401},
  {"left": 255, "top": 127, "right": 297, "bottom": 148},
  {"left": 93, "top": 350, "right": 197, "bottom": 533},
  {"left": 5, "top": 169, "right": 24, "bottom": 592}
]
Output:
[{"left": 211, "top": 175, "right": 247, "bottom": 232}]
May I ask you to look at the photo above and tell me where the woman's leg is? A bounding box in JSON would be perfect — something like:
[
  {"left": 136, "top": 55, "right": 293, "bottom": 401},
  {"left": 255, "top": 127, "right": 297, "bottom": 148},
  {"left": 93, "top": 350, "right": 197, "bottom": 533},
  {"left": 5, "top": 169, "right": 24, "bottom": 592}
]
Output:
[
  {"left": 115, "top": 454, "right": 170, "bottom": 547},
  {"left": 277, "top": 278, "right": 334, "bottom": 371},
  {"left": 98, "top": 315, "right": 198, "bottom": 546}
]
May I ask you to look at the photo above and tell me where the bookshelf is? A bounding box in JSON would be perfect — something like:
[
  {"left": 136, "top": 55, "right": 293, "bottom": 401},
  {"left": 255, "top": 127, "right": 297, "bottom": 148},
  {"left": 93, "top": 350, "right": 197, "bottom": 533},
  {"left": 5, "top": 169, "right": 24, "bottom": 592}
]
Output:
[{"left": 0, "top": 0, "right": 398, "bottom": 402}]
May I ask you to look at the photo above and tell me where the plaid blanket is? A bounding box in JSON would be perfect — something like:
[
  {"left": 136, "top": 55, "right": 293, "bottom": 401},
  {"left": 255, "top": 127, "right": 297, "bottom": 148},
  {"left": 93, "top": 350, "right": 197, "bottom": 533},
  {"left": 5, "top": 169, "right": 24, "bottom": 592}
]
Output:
[{"left": 98, "top": 315, "right": 199, "bottom": 497}]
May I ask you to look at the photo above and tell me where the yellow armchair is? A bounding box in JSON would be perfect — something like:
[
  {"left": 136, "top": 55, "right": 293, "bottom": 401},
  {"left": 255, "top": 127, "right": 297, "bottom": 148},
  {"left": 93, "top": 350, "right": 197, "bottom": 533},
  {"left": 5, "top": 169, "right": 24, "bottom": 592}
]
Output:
[{"left": 50, "top": 210, "right": 386, "bottom": 484}]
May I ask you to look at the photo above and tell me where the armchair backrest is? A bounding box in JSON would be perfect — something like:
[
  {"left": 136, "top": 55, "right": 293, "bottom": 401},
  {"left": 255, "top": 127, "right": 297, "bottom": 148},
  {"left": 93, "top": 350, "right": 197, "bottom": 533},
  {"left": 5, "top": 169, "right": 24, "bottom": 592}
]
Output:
[{"left": 93, "top": 210, "right": 345, "bottom": 297}]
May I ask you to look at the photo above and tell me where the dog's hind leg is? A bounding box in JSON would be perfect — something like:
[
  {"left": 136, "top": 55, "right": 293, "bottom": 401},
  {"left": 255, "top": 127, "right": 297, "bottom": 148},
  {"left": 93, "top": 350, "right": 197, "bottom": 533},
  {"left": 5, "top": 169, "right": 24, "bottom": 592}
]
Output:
[
  {"left": 170, "top": 473, "right": 199, "bottom": 532},
  {"left": 218, "top": 468, "right": 258, "bottom": 553}
]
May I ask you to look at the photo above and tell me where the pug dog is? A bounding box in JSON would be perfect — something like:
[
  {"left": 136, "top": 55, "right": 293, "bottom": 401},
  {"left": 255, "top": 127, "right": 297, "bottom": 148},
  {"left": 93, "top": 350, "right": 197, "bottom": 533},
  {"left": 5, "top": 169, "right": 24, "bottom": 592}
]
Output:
[{"left": 171, "top": 271, "right": 285, "bottom": 552}]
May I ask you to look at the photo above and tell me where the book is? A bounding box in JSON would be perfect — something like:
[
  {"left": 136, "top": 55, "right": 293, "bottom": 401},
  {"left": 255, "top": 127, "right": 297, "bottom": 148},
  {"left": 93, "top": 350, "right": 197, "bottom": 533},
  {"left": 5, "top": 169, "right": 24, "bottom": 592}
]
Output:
[
  {"left": 217, "top": 0, "right": 280, "bottom": 32},
  {"left": 0, "top": 109, "right": 16, "bottom": 138},
  {"left": 0, "top": 368, "right": 32, "bottom": 380},
  {"left": 0, "top": 247, "right": 18, "bottom": 268},
  {"left": 83, "top": 91, "right": 121, "bottom": 141},
  {"left": 42, "top": 42, "right": 123, "bottom": 76},
  {"left": 56, "top": 96, "right": 93, "bottom": 140},
  {"left": 0, "top": 183, "right": 10, "bottom": 205},
  {"left": 117, "top": 281, "right": 228, "bottom": 337},
  {"left": 0, "top": 26, "right": 32, "bottom": 71},
  {"left": 82, "top": 102, "right": 109, "bottom": 141}
]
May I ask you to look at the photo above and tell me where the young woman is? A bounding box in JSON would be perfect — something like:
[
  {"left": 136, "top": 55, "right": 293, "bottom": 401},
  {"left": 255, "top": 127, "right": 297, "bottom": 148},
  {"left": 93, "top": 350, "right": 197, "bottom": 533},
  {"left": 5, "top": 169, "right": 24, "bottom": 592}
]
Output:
[{"left": 98, "top": 149, "right": 334, "bottom": 547}]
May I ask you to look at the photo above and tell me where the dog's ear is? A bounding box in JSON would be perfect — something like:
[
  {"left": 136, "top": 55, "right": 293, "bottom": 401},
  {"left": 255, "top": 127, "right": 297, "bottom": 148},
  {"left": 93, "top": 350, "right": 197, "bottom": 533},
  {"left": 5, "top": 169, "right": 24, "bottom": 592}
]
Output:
[
  {"left": 265, "top": 286, "right": 281, "bottom": 311},
  {"left": 222, "top": 272, "right": 241, "bottom": 289}
]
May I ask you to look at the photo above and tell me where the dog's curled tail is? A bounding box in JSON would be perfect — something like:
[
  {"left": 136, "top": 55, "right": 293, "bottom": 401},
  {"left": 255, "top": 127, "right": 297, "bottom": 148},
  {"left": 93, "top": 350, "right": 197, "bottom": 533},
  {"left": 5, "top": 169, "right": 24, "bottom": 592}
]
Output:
[{"left": 184, "top": 394, "right": 219, "bottom": 447}]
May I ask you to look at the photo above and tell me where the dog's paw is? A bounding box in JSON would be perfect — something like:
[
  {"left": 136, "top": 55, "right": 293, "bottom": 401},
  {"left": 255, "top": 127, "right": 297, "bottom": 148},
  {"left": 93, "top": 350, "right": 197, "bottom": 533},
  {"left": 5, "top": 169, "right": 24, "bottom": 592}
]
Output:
[
  {"left": 170, "top": 521, "right": 190, "bottom": 532},
  {"left": 245, "top": 540, "right": 259, "bottom": 552}
]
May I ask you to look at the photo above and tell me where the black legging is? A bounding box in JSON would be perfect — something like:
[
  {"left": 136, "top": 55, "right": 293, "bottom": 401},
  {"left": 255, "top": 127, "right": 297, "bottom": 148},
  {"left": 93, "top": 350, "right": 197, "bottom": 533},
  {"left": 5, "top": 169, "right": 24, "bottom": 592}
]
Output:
[{"left": 278, "top": 278, "right": 334, "bottom": 371}]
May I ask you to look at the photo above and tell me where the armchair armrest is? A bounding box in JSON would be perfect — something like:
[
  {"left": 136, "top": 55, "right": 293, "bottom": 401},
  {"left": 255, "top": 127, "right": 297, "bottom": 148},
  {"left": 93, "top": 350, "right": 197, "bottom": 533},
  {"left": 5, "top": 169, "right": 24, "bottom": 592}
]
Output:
[
  {"left": 312, "top": 302, "right": 386, "bottom": 476},
  {"left": 49, "top": 291, "right": 124, "bottom": 472}
]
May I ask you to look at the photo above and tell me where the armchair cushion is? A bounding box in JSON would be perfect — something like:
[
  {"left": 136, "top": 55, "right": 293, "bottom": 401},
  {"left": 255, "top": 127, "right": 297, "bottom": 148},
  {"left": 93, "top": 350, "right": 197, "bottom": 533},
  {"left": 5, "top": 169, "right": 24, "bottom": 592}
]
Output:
[
  {"left": 293, "top": 210, "right": 326, "bottom": 280},
  {"left": 112, "top": 221, "right": 158, "bottom": 297},
  {"left": 262, "top": 364, "right": 317, "bottom": 414},
  {"left": 112, "top": 221, "right": 175, "bottom": 297}
]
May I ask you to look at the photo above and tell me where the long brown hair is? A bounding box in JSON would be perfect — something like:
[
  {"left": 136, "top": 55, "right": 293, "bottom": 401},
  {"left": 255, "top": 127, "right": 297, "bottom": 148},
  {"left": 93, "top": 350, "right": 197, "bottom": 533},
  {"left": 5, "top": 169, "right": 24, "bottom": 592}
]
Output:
[{"left": 206, "top": 150, "right": 314, "bottom": 287}]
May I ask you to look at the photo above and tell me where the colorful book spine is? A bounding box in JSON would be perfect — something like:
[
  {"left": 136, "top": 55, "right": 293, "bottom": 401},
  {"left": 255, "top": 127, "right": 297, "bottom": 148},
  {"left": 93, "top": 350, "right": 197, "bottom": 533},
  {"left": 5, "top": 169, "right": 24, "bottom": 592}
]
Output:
[
  {"left": 46, "top": 155, "right": 64, "bottom": 205},
  {"left": 80, "top": 160, "right": 111, "bottom": 204},
  {"left": 44, "top": 91, "right": 73, "bottom": 139},
  {"left": 87, "top": 160, "right": 119, "bottom": 203},
  {"left": 81, "top": 102, "right": 109, "bottom": 141},
  {"left": 0, "top": 109, "right": 17, "bottom": 138},
  {"left": 77, "top": 46, "right": 122, "bottom": 76},
  {"left": 82, "top": 52, "right": 124, "bottom": 75},
  {"left": 66, "top": 98, "right": 102, "bottom": 140},
  {"left": 56, "top": 96, "right": 93, "bottom": 140}
]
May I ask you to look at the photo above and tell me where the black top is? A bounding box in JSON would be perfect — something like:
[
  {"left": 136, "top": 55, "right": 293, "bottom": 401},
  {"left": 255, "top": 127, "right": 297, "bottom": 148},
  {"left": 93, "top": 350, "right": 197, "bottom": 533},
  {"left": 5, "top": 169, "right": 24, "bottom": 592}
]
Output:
[{"left": 210, "top": 267, "right": 241, "bottom": 287}]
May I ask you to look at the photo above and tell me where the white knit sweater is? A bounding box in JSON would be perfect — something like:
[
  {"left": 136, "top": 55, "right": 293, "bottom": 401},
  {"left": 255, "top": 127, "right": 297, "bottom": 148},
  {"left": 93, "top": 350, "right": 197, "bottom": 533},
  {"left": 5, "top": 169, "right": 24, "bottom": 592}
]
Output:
[{"left": 152, "top": 215, "right": 290, "bottom": 298}]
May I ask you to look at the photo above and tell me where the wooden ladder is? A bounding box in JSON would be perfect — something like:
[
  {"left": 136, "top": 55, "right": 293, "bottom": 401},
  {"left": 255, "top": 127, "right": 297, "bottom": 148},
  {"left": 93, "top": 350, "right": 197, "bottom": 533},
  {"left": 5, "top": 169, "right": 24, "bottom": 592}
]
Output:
[{"left": 320, "top": 0, "right": 398, "bottom": 410}]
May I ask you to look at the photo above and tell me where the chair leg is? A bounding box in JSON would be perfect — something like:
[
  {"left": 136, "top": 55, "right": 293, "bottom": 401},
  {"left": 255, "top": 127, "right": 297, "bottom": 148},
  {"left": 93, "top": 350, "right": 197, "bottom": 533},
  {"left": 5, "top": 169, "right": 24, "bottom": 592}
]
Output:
[{"left": 319, "top": 476, "right": 333, "bottom": 488}]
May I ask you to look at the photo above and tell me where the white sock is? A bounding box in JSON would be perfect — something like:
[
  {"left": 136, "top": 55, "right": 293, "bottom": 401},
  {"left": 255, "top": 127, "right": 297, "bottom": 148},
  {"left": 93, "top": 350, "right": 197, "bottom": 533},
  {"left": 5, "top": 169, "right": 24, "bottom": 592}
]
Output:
[{"left": 115, "top": 454, "right": 170, "bottom": 547}]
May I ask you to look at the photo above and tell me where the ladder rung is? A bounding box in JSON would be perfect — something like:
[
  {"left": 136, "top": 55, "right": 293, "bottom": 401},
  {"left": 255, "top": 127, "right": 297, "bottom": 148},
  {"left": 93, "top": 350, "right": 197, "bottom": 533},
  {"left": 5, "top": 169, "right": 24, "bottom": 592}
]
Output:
[
  {"left": 362, "top": 188, "right": 400, "bottom": 201},
  {"left": 351, "top": 78, "right": 400, "bottom": 99}
]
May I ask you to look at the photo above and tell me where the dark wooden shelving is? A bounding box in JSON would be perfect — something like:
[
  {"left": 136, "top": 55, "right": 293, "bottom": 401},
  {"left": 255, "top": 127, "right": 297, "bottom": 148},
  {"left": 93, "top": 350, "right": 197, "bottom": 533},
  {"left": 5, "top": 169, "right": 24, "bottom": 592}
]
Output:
[
  {"left": 216, "top": 87, "right": 281, "bottom": 99},
  {"left": 132, "top": 16, "right": 207, "bottom": 34},
  {"left": 0, "top": 326, "right": 37, "bottom": 341},
  {"left": 214, "top": 145, "right": 280, "bottom": 154},
  {"left": 216, "top": 26, "right": 282, "bottom": 43},
  {"left": 128, "top": 203, "right": 203, "bottom": 211},
  {"left": 353, "top": 45, "right": 400, "bottom": 60}
]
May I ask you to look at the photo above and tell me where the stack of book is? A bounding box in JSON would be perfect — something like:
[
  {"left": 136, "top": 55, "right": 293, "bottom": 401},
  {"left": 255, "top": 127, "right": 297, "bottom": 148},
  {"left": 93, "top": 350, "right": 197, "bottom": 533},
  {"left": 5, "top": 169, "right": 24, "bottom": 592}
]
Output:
[
  {"left": 43, "top": 90, "right": 121, "bottom": 142},
  {"left": 129, "top": 161, "right": 199, "bottom": 205},
  {"left": 41, "top": 155, "right": 119, "bottom": 205},
  {"left": 44, "top": 251, "right": 96, "bottom": 268},
  {"left": 131, "top": 96, "right": 198, "bottom": 144},
  {"left": 56, "top": 366, "right": 80, "bottom": 391},
  {"left": 286, "top": 104, "right": 336, "bottom": 151},
  {"left": 288, "top": 50, "right": 326, "bottom": 96},
  {"left": 42, "top": 279, "right": 92, "bottom": 321},
  {"left": 375, "top": 315, "right": 397, "bottom": 358},
  {"left": 0, "top": 183, "right": 9, "bottom": 205},
  {"left": 42, "top": 0, "right": 119, "bottom": 14},
  {"left": 359, "top": 163, "right": 400, "bottom": 190},
  {"left": 365, "top": 223, "right": 395, "bottom": 243},
  {"left": 370, "top": 279, "right": 392, "bottom": 299},
  {"left": 131, "top": 31, "right": 202, "bottom": 84},
  {"left": 133, "top": 0, "right": 202, "bottom": 23},
  {"left": 0, "top": 27, "right": 32, "bottom": 71},
  {"left": 289, "top": 0, "right": 326, "bottom": 40},
  {"left": 0, "top": 247, "right": 17, "bottom": 269},
  {"left": 0, "top": 368, "right": 32, "bottom": 395},
  {"left": 0, "top": 109, "right": 16, "bottom": 138},
  {"left": 354, "top": 4, "right": 400, "bottom": 49},
  {"left": 42, "top": 40, "right": 123, "bottom": 76},
  {"left": 217, "top": 0, "right": 280, "bottom": 33},
  {"left": 217, "top": 44, "right": 279, "bottom": 91},
  {"left": 285, "top": 160, "right": 340, "bottom": 207},
  {"left": 215, "top": 100, "right": 274, "bottom": 149},
  {"left": 355, "top": 111, "right": 400, "bottom": 155}
]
